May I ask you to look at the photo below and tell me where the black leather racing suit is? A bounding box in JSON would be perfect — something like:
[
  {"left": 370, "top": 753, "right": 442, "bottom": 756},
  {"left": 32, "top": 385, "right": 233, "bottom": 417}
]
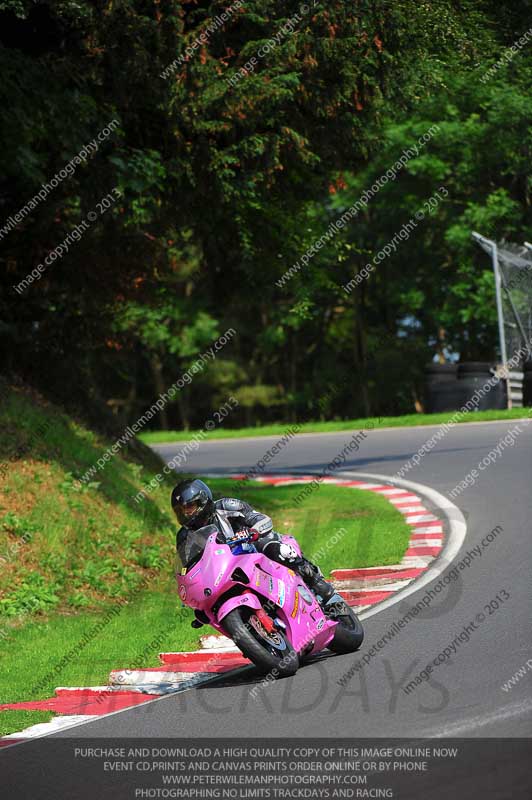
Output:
[{"left": 176, "top": 497, "right": 333, "bottom": 601}]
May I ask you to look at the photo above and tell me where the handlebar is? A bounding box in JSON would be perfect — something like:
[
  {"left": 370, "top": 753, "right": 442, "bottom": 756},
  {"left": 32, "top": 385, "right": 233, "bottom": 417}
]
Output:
[{"left": 223, "top": 528, "right": 254, "bottom": 546}]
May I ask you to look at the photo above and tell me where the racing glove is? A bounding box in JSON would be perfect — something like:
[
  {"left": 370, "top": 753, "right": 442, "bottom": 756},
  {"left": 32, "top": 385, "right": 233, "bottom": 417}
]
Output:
[{"left": 226, "top": 527, "right": 259, "bottom": 544}]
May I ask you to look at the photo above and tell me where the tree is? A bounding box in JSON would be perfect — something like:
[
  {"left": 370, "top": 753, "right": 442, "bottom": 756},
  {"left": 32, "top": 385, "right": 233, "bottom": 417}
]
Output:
[{"left": 1, "top": 0, "right": 527, "bottom": 426}]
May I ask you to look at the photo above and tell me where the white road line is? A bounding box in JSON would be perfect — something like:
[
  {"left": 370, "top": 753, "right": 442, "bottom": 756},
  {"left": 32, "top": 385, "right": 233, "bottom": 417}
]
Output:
[
  {"left": 199, "top": 635, "right": 238, "bottom": 651},
  {"left": 388, "top": 495, "right": 421, "bottom": 504},
  {"left": 428, "top": 697, "right": 532, "bottom": 737},
  {"left": 410, "top": 525, "right": 443, "bottom": 535},
  {"left": 373, "top": 488, "right": 411, "bottom": 496},
  {"left": 405, "top": 513, "right": 439, "bottom": 523},
  {"left": 340, "top": 580, "right": 412, "bottom": 593},
  {"left": 0, "top": 715, "right": 92, "bottom": 739},
  {"left": 406, "top": 538, "right": 443, "bottom": 548},
  {"left": 109, "top": 669, "right": 210, "bottom": 686}
]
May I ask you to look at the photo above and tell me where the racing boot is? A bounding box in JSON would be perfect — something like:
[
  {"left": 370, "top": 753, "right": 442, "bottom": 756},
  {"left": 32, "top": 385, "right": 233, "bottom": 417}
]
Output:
[
  {"left": 295, "top": 559, "right": 335, "bottom": 604},
  {"left": 259, "top": 534, "right": 335, "bottom": 604},
  {"left": 191, "top": 609, "right": 209, "bottom": 629}
]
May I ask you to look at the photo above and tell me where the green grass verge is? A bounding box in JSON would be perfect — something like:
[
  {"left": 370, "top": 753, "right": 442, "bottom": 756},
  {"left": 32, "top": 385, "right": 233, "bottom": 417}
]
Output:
[
  {"left": 0, "top": 587, "right": 198, "bottom": 737},
  {"left": 139, "top": 407, "right": 530, "bottom": 444},
  {"left": 0, "top": 382, "right": 410, "bottom": 736}
]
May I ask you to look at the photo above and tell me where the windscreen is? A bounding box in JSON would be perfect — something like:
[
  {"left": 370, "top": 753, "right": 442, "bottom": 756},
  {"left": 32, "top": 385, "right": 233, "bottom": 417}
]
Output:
[{"left": 175, "top": 524, "right": 220, "bottom": 573}]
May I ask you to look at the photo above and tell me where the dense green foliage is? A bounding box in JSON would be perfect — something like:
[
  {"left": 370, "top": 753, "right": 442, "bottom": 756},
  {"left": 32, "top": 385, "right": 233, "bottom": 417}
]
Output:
[
  {"left": 0, "top": 381, "right": 177, "bottom": 616},
  {"left": 1, "top": 1, "right": 530, "bottom": 428}
]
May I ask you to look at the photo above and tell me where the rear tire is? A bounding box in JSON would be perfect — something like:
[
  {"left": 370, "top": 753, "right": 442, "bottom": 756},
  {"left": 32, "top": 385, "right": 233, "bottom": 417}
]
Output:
[
  {"left": 327, "top": 601, "right": 364, "bottom": 654},
  {"left": 222, "top": 607, "right": 299, "bottom": 677}
]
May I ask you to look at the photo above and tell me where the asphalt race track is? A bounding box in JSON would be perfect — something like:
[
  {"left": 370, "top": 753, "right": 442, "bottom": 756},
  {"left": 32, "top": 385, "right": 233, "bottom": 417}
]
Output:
[{"left": 51, "top": 418, "right": 532, "bottom": 739}]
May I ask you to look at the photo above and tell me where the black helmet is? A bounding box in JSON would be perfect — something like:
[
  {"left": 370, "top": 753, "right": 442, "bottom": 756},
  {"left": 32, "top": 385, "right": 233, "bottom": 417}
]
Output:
[{"left": 171, "top": 479, "right": 214, "bottom": 529}]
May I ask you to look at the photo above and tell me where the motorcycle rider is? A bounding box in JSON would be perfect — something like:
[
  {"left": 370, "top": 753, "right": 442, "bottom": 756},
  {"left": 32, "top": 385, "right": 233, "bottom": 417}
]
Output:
[{"left": 171, "top": 478, "right": 335, "bottom": 623}]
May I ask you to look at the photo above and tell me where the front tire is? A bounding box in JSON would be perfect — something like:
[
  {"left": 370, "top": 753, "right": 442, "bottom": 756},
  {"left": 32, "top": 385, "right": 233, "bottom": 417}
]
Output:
[
  {"left": 222, "top": 607, "right": 299, "bottom": 677},
  {"left": 327, "top": 601, "right": 364, "bottom": 654}
]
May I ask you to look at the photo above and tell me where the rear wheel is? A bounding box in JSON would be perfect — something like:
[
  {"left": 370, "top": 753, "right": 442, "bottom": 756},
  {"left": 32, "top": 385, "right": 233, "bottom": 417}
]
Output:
[
  {"left": 326, "top": 598, "right": 364, "bottom": 654},
  {"left": 222, "top": 607, "right": 299, "bottom": 677}
]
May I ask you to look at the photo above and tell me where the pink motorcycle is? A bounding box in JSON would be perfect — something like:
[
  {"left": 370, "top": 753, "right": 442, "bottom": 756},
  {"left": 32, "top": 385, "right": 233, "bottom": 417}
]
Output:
[{"left": 176, "top": 524, "right": 364, "bottom": 677}]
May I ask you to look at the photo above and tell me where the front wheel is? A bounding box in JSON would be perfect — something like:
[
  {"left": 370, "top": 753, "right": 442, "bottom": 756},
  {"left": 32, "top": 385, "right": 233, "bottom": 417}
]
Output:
[
  {"left": 222, "top": 607, "right": 299, "bottom": 677},
  {"left": 327, "top": 600, "right": 364, "bottom": 654}
]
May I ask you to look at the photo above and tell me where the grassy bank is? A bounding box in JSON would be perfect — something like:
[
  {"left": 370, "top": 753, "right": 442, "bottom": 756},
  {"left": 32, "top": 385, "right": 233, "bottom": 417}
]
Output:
[
  {"left": 139, "top": 408, "right": 529, "bottom": 444},
  {"left": 0, "top": 382, "right": 410, "bottom": 735},
  {"left": 0, "top": 590, "right": 198, "bottom": 737},
  {"left": 0, "top": 381, "right": 183, "bottom": 734}
]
